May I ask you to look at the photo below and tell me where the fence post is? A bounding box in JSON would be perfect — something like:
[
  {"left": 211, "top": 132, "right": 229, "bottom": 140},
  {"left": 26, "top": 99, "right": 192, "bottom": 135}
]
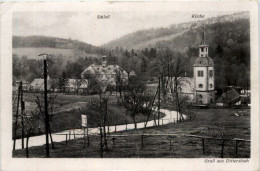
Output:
[
  {"left": 83, "top": 128, "right": 86, "bottom": 148},
  {"left": 141, "top": 135, "right": 144, "bottom": 149},
  {"left": 235, "top": 140, "right": 238, "bottom": 156},
  {"left": 69, "top": 131, "right": 71, "bottom": 140},
  {"left": 115, "top": 125, "right": 117, "bottom": 132},
  {"left": 126, "top": 123, "right": 127, "bottom": 130},
  {"left": 66, "top": 134, "right": 67, "bottom": 145},
  {"left": 169, "top": 138, "right": 172, "bottom": 150},
  {"left": 74, "top": 130, "right": 76, "bottom": 139},
  {"left": 221, "top": 140, "right": 225, "bottom": 158},
  {"left": 112, "top": 137, "right": 115, "bottom": 148},
  {"left": 87, "top": 136, "right": 90, "bottom": 147},
  {"left": 202, "top": 138, "right": 205, "bottom": 154}
]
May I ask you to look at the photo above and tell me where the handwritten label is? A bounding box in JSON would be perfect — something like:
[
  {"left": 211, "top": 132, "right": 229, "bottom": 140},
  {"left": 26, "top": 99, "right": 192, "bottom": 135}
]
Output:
[{"left": 97, "top": 15, "right": 110, "bottom": 19}]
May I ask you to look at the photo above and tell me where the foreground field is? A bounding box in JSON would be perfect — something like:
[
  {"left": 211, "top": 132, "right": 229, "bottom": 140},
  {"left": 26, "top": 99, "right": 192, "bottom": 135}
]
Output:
[
  {"left": 13, "top": 108, "right": 250, "bottom": 158},
  {"left": 13, "top": 93, "right": 165, "bottom": 138}
]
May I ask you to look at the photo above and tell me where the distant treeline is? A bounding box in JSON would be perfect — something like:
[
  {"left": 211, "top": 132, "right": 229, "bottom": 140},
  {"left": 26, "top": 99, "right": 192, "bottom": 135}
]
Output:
[{"left": 13, "top": 36, "right": 107, "bottom": 55}]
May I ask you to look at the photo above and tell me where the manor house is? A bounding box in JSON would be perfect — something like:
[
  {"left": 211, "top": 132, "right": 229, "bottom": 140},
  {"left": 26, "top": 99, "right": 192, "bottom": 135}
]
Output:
[{"left": 81, "top": 56, "right": 135, "bottom": 88}]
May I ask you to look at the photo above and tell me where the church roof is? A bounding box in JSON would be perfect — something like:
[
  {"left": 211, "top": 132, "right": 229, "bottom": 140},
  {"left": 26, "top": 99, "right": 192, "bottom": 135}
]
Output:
[{"left": 193, "top": 57, "right": 214, "bottom": 67}]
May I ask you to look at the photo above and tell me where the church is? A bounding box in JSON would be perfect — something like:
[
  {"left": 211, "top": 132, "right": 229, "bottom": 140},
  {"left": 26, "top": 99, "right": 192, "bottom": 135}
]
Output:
[
  {"left": 193, "top": 27, "right": 215, "bottom": 104},
  {"left": 170, "top": 26, "right": 215, "bottom": 105}
]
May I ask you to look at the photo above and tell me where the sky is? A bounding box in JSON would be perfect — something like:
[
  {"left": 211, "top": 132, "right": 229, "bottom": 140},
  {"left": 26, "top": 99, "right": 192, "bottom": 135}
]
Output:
[{"left": 13, "top": 11, "right": 237, "bottom": 46}]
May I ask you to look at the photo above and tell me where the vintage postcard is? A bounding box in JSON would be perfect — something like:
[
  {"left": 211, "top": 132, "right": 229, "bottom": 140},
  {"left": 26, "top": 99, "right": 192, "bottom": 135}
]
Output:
[{"left": 0, "top": 1, "right": 259, "bottom": 170}]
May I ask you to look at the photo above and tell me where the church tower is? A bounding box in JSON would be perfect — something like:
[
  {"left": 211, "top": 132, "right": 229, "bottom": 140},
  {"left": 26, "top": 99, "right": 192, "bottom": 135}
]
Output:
[{"left": 193, "top": 26, "right": 215, "bottom": 105}]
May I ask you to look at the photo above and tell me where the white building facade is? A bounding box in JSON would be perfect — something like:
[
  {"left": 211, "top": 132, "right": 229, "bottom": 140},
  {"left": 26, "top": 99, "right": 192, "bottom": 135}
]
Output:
[{"left": 193, "top": 27, "right": 215, "bottom": 104}]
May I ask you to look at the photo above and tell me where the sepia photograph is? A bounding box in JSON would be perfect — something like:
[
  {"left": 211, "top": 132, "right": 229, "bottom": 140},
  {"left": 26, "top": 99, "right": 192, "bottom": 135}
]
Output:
[{"left": 1, "top": 1, "right": 259, "bottom": 171}]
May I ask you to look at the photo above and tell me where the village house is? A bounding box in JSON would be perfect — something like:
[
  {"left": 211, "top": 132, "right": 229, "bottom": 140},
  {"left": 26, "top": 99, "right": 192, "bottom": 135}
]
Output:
[
  {"left": 30, "top": 78, "right": 51, "bottom": 92},
  {"left": 64, "top": 79, "right": 88, "bottom": 94}
]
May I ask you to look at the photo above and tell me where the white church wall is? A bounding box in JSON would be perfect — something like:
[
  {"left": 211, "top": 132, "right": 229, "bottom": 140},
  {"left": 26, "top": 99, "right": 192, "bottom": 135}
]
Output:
[
  {"left": 194, "top": 67, "right": 207, "bottom": 91},
  {"left": 208, "top": 66, "right": 214, "bottom": 91}
]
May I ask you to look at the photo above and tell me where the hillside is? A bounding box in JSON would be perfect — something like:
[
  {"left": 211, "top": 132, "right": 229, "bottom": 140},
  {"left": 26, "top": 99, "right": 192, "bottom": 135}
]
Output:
[
  {"left": 13, "top": 35, "right": 106, "bottom": 59},
  {"left": 103, "top": 12, "right": 249, "bottom": 52},
  {"left": 13, "top": 47, "right": 98, "bottom": 61}
]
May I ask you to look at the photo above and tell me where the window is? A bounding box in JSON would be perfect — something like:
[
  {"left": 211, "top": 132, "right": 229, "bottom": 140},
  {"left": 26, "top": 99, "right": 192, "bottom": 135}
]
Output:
[
  {"left": 206, "top": 48, "right": 207, "bottom": 52},
  {"left": 197, "top": 70, "right": 203, "bottom": 77},
  {"left": 201, "top": 48, "right": 204, "bottom": 52},
  {"left": 210, "top": 84, "right": 213, "bottom": 88},
  {"left": 199, "top": 84, "right": 203, "bottom": 88},
  {"left": 209, "top": 70, "right": 213, "bottom": 77}
]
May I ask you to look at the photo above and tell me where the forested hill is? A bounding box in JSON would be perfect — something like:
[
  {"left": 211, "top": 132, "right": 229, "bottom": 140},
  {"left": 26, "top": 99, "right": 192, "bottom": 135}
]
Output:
[
  {"left": 102, "top": 12, "right": 249, "bottom": 52},
  {"left": 13, "top": 35, "right": 106, "bottom": 55}
]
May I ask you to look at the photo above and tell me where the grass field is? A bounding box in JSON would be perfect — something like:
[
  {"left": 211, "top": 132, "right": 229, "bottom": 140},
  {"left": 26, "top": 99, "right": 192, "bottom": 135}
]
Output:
[
  {"left": 13, "top": 93, "right": 165, "bottom": 137},
  {"left": 13, "top": 108, "right": 250, "bottom": 158}
]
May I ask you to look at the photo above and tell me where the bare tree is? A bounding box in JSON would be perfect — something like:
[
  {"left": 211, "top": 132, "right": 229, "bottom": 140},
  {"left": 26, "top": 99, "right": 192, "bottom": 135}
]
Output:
[
  {"left": 71, "top": 78, "right": 86, "bottom": 95},
  {"left": 35, "top": 92, "right": 58, "bottom": 149},
  {"left": 124, "top": 92, "right": 152, "bottom": 129},
  {"left": 23, "top": 111, "right": 41, "bottom": 157}
]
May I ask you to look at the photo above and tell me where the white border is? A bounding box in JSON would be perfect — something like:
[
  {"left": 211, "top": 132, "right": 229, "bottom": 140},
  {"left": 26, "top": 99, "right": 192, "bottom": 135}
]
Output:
[{"left": 1, "top": 1, "right": 259, "bottom": 171}]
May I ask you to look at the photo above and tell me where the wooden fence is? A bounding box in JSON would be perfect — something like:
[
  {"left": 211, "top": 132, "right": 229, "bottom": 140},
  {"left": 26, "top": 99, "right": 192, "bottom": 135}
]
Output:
[{"left": 54, "top": 132, "right": 250, "bottom": 158}]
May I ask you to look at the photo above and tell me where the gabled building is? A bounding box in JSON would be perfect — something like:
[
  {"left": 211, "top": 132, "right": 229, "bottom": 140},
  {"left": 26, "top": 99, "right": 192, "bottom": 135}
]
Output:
[
  {"left": 81, "top": 56, "right": 133, "bottom": 87},
  {"left": 30, "top": 78, "right": 51, "bottom": 91}
]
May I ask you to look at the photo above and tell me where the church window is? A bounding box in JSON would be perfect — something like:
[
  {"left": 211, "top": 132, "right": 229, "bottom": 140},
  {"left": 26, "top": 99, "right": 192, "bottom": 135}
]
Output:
[
  {"left": 209, "top": 70, "right": 213, "bottom": 77},
  {"left": 199, "top": 84, "right": 203, "bottom": 88},
  {"left": 198, "top": 70, "right": 203, "bottom": 77}
]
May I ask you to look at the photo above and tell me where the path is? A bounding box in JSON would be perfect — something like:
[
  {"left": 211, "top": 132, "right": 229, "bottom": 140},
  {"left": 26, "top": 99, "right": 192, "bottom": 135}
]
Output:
[{"left": 14, "top": 109, "right": 186, "bottom": 150}]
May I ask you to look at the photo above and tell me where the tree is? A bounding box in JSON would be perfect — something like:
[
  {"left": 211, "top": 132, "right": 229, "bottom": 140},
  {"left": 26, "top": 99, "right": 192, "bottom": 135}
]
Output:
[
  {"left": 49, "top": 78, "right": 59, "bottom": 92},
  {"left": 58, "top": 71, "right": 68, "bottom": 92},
  {"left": 170, "top": 55, "right": 186, "bottom": 122},
  {"left": 123, "top": 92, "right": 152, "bottom": 129},
  {"left": 149, "top": 48, "right": 157, "bottom": 58},
  {"left": 124, "top": 76, "right": 150, "bottom": 129},
  {"left": 71, "top": 78, "right": 85, "bottom": 95},
  {"left": 35, "top": 92, "right": 58, "bottom": 149},
  {"left": 23, "top": 110, "right": 41, "bottom": 157},
  {"left": 115, "top": 69, "right": 124, "bottom": 98},
  {"left": 77, "top": 89, "right": 111, "bottom": 157},
  {"left": 124, "top": 49, "right": 130, "bottom": 57}
]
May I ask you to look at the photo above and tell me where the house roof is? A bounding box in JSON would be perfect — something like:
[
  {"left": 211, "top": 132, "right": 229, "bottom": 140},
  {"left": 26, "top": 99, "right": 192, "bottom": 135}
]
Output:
[
  {"left": 30, "top": 78, "right": 44, "bottom": 89},
  {"left": 193, "top": 57, "right": 214, "bottom": 67},
  {"left": 219, "top": 89, "right": 240, "bottom": 104}
]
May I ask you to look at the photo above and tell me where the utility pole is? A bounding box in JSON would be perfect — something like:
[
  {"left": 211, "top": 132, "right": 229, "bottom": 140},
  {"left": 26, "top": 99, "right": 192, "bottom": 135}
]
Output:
[
  {"left": 158, "top": 75, "right": 161, "bottom": 126},
  {"left": 13, "top": 82, "right": 21, "bottom": 150},
  {"left": 44, "top": 59, "right": 50, "bottom": 157},
  {"left": 39, "top": 53, "right": 51, "bottom": 157},
  {"left": 20, "top": 81, "right": 25, "bottom": 149}
]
